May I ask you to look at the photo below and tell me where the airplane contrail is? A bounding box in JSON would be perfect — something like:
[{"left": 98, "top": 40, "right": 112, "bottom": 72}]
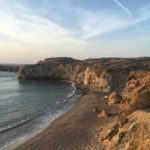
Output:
[{"left": 114, "top": 0, "right": 132, "bottom": 16}]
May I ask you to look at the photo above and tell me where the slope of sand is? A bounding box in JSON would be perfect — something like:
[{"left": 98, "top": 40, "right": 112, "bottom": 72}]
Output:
[
  {"left": 15, "top": 94, "right": 100, "bottom": 150},
  {"left": 15, "top": 93, "right": 121, "bottom": 150}
]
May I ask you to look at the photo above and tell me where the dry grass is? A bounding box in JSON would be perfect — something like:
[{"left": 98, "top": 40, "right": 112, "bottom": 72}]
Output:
[{"left": 132, "top": 89, "right": 150, "bottom": 110}]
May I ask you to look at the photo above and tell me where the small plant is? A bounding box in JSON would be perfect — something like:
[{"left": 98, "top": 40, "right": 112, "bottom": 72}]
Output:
[{"left": 118, "top": 90, "right": 150, "bottom": 123}]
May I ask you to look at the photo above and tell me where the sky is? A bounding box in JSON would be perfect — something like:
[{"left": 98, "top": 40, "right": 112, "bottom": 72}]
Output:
[{"left": 0, "top": 0, "right": 150, "bottom": 64}]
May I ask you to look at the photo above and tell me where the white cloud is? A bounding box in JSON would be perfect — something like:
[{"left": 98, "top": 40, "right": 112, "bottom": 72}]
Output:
[
  {"left": 0, "top": 6, "right": 68, "bottom": 45},
  {"left": 0, "top": 0, "right": 149, "bottom": 63},
  {"left": 0, "top": 1, "right": 93, "bottom": 50},
  {"left": 78, "top": 5, "right": 150, "bottom": 39},
  {"left": 0, "top": 1, "right": 97, "bottom": 62},
  {"left": 0, "top": 0, "right": 150, "bottom": 43}
]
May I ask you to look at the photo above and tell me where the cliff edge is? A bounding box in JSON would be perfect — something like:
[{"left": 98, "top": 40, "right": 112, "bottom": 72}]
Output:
[
  {"left": 17, "top": 57, "right": 150, "bottom": 150},
  {"left": 18, "top": 57, "right": 150, "bottom": 93}
]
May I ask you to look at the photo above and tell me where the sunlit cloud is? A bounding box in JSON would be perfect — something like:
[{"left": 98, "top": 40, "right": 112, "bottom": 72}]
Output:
[
  {"left": 0, "top": 0, "right": 149, "bottom": 63},
  {"left": 79, "top": 5, "right": 150, "bottom": 39}
]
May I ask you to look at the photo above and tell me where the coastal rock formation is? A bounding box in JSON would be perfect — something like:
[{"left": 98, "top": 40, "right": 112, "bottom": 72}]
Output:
[
  {"left": 108, "top": 92, "right": 122, "bottom": 105},
  {"left": 98, "top": 110, "right": 108, "bottom": 118},
  {"left": 16, "top": 57, "right": 150, "bottom": 150},
  {"left": 123, "top": 71, "right": 150, "bottom": 102},
  {"left": 18, "top": 57, "right": 113, "bottom": 91},
  {"left": 18, "top": 57, "right": 150, "bottom": 93},
  {"left": 98, "top": 110, "right": 150, "bottom": 150}
]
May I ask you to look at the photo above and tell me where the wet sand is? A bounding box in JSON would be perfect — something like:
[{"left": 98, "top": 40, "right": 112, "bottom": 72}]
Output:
[{"left": 15, "top": 94, "right": 119, "bottom": 150}]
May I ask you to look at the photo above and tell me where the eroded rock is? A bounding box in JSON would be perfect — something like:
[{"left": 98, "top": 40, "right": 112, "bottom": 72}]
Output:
[
  {"left": 108, "top": 92, "right": 122, "bottom": 105},
  {"left": 98, "top": 110, "right": 108, "bottom": 118},
  {"left": 98, "top": 110, "right": 150, "bottom": 150}
]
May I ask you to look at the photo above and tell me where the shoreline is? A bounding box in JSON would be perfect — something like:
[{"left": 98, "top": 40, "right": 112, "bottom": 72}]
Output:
[
  {"left": 15, "top": 93, "right": 121, "bottom": 150},
  {"left": 2, "top": 93, "right": 81, "bottom": 150},
  {"left": 15, "top": 94, "right": 99, "bottom": 150},
  {"left": 0, "top": 79, "right": 80, "bottom": 150}
]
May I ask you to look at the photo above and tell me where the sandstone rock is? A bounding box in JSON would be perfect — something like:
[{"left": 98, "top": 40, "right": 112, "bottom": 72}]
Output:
[
  {"left": 120, "top": 102, "right": 130, "bottom": 110},
  {"left": 18, "top": 57, "right": 150, "bottom": 93},
  {"left": 123, "top": 71, "right": 150, "bottom": 102},
  {"left": 108, "top": 92, "right": 122, "bottom": 105},
  {"left": 98, "top": 110, "right": 150, "bottom": 150},
  {"left": 131, "top": 84, "right": 146, "bottom": 101},
  {"left": 98, "top": 121, "right": 119, "bottom": 142},
  {"left": 92, "top": 107, "right": 97, "bottom": 113},
  {"left": 92, "top": 107, "right": 100, "bottom": 113},
  {"left": 18, "top": 57, "right": 113, "bottom": 91},
  {"left": 98, "top": 110, "right": 108, "bottom": 118}
]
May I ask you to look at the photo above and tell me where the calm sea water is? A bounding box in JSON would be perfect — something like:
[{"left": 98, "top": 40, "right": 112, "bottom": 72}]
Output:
[{"left": 0, "top": 71, "right": 79, "bottom": 150}]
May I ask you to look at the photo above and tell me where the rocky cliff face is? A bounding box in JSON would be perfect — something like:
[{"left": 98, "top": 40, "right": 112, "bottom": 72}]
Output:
[
  {"left": 98, "top": 110, "right": 150, "bottom": 150},
  {"left": 18, "top": 57, "right": 150, "bottom": 95},
  {"left": 123, "top": 71, "right": 150, "bottom": 102},
  {"left": 19, "top": 57, "right": 113, "bottom": 91},
  {"left": 18, "top": 57, "right": 150, "bottom": 149}
]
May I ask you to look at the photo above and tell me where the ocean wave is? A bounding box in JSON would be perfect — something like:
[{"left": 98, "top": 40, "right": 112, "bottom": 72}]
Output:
[
  {"left": 0, "top": 77, "right": 18, "bottom": 82},
  {"left": 63, "top": 80, "right": 76, "bottom": 97},
  {"left": 54, "top": 81, "right": 76, "bottom": 105},
  {"left": 0, "top": 116, "right": 37, "bottom": 134},
  {"left": 0, "top": 81, "right": 77, "bottom": 134},
  {"left": 1, "top": 111, "right": 64, "bottom": 150}
]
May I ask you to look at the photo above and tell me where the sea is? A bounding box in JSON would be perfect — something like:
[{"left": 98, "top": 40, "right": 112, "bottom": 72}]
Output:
[{"left": 0, "top": 71, "right": 80, "bottom": 150}]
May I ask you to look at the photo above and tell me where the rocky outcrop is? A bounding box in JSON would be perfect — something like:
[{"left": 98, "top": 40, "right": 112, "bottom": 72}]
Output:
[
  {"left": 123, "top": 71, "right": 150, "bottom": 102},
  {"left": 18, "top": 57, "right": 150, "bottom": 93},
  {"left": 98, "top": 110, "right": 108, "bottom": 118},
  {"left": 18, "top": 57, "right": 113, "bottom": 91},
  {"left": 108, "top": 92, "right": 122, "bottom": 105},
  {"left": 98, "top": 110, "right": 150, "bottom": 150}
]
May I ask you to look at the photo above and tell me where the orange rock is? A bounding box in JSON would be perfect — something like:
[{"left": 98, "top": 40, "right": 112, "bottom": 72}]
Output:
[
  {"left": 92, "top": 107, "right": 97, "bottom": 112},
  {"left": 108, "top": 92, "right": 122, "bottom": 105},
  {"left": 98, "top": 110, "right": 108, "bottom": 118}
]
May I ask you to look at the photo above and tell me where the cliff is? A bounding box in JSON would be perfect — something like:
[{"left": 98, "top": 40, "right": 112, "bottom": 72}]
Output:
[
  {"left": 98, "top": 110, "right": 150, "bottom": 150},
  {"left": 18, "top": 57, "right": 150, "bottom": 150},
  {"left": 18, "top": 57, "right": 150, "bottom": 94},
  {"left": 0, "top": 64, "right": 19, "bottom": 72}
]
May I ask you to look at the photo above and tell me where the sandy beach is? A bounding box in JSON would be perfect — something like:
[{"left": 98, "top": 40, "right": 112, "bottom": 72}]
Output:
[
  {"left": 15, "top": 93, "right": 120, "bottom": 150},
  {"left": 15, "top": 94, "right": 99, "bottom": 150}
]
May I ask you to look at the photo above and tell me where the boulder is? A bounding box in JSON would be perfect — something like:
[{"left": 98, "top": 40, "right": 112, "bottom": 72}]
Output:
[
  {"left": 108, "top": 92, "right": 122, "bottom": 105},
  {"left": 98, "top": 109, "right": 108, "bottom": 118}
]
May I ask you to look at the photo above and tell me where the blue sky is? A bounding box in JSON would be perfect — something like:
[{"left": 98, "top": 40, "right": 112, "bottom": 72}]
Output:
[{"left": 0, "top": 0, "right": 150, "bottom": 63}]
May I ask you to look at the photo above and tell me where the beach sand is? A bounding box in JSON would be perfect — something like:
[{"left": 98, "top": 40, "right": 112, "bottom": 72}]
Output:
[{"left": 15, "top": 94, "right": 119, "bottom": 150}]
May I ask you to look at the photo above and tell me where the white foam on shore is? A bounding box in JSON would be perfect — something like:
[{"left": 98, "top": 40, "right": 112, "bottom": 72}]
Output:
[
  {"left": 1, "top": 111, "right": 64, "bottom": 150},
  {"left": 63, "top": 80, "right": 76, "bottom": 98},
  {"left": 0, "top": 81, "right": 80, "bottom": 150}
]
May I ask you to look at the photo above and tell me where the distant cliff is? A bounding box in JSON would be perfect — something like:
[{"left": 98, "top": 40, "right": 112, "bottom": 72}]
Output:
[
  {"left": 18, "top": 57, "right": 150, "bottom": 96},
  {"left": 0, "top": 65, "right": 19, "bottom": 72}
]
